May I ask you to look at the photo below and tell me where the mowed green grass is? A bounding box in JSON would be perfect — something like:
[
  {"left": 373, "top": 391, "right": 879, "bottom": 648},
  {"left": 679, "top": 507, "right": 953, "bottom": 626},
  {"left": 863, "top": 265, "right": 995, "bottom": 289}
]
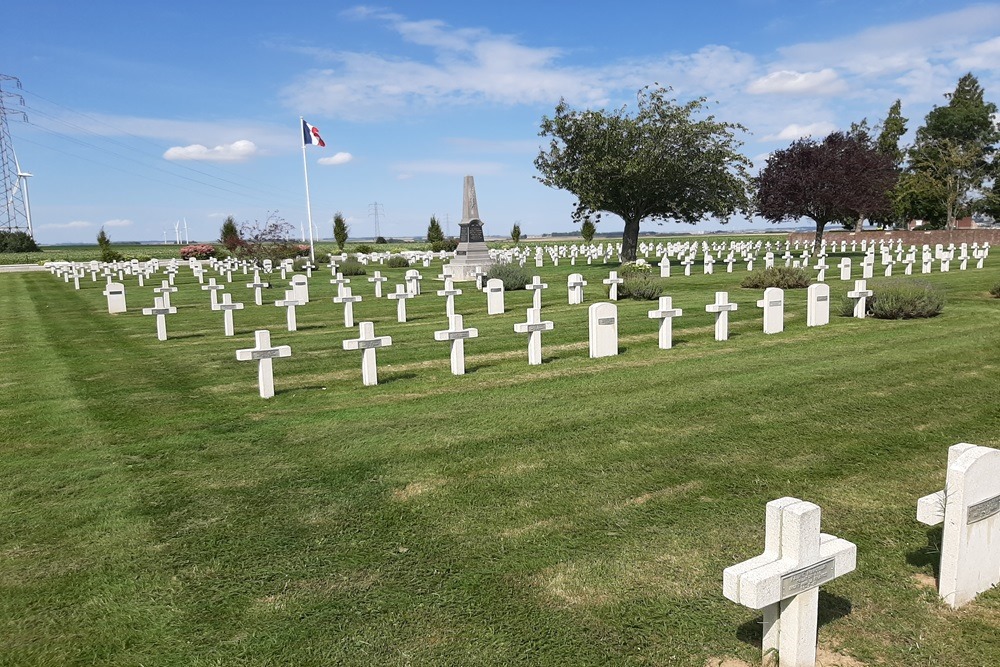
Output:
[{"left": 1, "top": 254, "right": 998, "bottom": 666}]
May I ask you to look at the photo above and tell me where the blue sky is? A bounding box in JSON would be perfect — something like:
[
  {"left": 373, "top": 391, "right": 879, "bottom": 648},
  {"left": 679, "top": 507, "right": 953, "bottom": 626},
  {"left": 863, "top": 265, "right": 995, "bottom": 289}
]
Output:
[{"left": 8, "top": 1, "right": 1000, "bottom": 244}]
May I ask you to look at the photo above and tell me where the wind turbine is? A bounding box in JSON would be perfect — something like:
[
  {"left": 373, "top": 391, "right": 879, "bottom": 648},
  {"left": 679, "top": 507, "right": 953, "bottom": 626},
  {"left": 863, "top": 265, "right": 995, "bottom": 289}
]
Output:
[
  {"left": 174, "top": 220, "right": 181, "bottom": 244},
  {"left": 183, "top": 218, "right": 190, "bottom": 243}
]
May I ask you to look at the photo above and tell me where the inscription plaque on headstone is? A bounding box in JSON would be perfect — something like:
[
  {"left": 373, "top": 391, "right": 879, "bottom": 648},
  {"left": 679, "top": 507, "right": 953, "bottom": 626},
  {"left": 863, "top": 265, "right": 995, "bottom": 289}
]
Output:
[
  {"left": 780, "top": 558, "right": 836, "bottom": 598},
  {"left": 968, "top": 494, "right": 1000, "bottom": 524}
]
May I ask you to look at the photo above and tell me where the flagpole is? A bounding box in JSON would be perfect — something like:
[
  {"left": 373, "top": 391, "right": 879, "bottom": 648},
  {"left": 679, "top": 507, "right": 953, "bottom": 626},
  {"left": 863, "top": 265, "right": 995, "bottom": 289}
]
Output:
[{"left": 300, "top": 116, "right": 316, "bottom": 263}]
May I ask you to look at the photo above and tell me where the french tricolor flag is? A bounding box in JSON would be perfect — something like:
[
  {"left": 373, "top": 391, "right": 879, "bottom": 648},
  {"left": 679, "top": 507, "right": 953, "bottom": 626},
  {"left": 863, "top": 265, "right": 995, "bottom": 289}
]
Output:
[{"left": 302, "top": 119, "right": 326, "bottom": 147}]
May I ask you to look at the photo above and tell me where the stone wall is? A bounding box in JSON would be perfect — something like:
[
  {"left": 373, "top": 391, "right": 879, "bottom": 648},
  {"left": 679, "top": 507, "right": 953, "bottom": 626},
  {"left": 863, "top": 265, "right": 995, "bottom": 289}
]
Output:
[{"left": 787, "top": 230, "right": 1000, "bottom": 245}]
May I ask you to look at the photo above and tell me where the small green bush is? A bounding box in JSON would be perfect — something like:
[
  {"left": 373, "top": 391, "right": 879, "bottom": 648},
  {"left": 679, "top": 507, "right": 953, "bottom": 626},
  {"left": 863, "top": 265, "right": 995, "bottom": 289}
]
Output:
[
  {"left": 486, "top": 262, "right": 531, "bottom": 290},
  {"left": 840, "top": 280, "right": 944, "bottom": 318},
  {"left": 353, "top": 243, "right": 374, "bottom": 255},
  {"left": 741, "top": 266, "right": 811, "bottom": 289},
  {"left": 338, "top": 258, "right": 367, "bottom": 276},
  {"left": 618, "top": 274, "right": 663, "bottom": 300},
  {"left": 990, "top": 282, "right": 1000, "bottom": 298},
  {"left": 387, "top": 255, "right": 410, "bottom": 268}
]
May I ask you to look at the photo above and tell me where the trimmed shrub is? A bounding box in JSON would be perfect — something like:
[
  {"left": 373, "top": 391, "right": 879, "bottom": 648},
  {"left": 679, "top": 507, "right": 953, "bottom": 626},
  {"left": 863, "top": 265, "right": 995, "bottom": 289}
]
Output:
[
  {"left": 487, "top": 262, "right": 531, "bottom": 290},
  {"left": 990, "top": 282, "right": 1000, "bottom": 298},
  {"left": 431, "top": 237, "right": 459, "bottom": 253},
  {"left": 180, "top": 243, "right": 217, "bottom": 260},
  {"left": 840, "top": 279, "right": 944, "bottom": 318},
  {"left": 618, "top": 274, "right": 663, "bottom": 300},
  {"left": 619, "top": 260, "right": 653, "bottom": 278},
  {"left": 338, "top": 258, "right": 367, "bottom": 276},
  {"left": 741, "top": 266, "right": 811, "bottom": 289},
  {"left": 387, "top": 254, "right": 410, "bottom": 268},
  {"left": 353, "top": 243, "right": 374, "bottom": 255},
  {"left": 375, "top": 236, "right": 387, "bottom": 244}
]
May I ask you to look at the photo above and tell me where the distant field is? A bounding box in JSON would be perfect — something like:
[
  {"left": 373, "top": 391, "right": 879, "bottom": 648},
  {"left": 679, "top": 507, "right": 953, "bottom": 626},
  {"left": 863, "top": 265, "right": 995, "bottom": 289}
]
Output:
[{"left": 0, "top": 254, "right": 997, "bottom": 666}]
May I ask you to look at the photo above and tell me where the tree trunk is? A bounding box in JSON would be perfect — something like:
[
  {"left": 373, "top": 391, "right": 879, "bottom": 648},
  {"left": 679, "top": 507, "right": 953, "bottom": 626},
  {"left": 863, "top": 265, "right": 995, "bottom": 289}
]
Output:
[
  {"left": 620, "top": 217, "right": 640, "bottom": 262},
  {"left": 814, "top": 220, "right": 827, "bottom": 247}
]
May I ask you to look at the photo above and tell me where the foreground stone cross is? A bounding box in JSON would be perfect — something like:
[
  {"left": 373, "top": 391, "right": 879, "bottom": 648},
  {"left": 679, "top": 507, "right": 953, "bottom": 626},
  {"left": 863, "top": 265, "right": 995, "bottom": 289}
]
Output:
[
  {"left": 433, "top": 313, "right": 479, "bottom": 375},
  {"left": 215, "top": 292, "right": 245, "bottom": 337},
  {"left": 368, "top": 270, "right": 388, "bottom": 298},
  {"left": 235, "top": 329, "right": 292, "bottom": 399},
  {"left": 142, "top": 296, "right": 177, "bottom": 341},
  {"left": 724, "top": 497, "right": 857, "bottom": 667},
  {"left": 917, "top": 443, "right": 1000, "bottom": 608},
  {"left": 342, "top": 321, "right": 393, "bottom": 386},
  {"left": 706, "top": 291, "right": 738, "bottom": 341},
  {"left": 588, "top": 302, "right": 619, "bottom": 358},
  {"left": 513, "top": 307, "right": 554, "bottom": 365},
  {"left": 102, "top": 282, "right": 127, "bottom": 314},
  {"left": 846, "top": 280, "right": 873, "bottom": 319},
  {"left": 647, "top": 296, "right": 683, "bottom": 349},
  {"left": 756, "top": 287, "right": 785, "bottom": 335},
  {"left": 201, "top": 277, "right": 225, "bottom": 309}
]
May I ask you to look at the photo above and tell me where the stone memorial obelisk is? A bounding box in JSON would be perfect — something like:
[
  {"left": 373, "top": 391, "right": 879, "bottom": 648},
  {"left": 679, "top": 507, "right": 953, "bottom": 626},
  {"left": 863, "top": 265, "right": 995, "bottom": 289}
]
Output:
[{"left": 448, "top": 175, "right": 494, "bottom": 281}]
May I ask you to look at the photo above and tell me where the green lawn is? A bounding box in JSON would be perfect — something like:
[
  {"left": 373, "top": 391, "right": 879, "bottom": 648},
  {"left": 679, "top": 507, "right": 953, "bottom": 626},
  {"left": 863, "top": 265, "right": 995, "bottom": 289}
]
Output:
[{"left": 1, "top": 254, "right": 998, "bottom": 666}]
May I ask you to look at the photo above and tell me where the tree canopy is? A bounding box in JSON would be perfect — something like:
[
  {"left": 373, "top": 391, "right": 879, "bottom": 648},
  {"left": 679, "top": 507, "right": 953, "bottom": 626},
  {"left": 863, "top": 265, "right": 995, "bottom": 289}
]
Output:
[
  {"left": 756, "top": 132, "right": 898, "bottom": 244},
  {"left": 333, "top": 212, "right": 349, "bottom": 251},
  {"left": 534, "top": 86, "right": 753, "bottom": 261}
]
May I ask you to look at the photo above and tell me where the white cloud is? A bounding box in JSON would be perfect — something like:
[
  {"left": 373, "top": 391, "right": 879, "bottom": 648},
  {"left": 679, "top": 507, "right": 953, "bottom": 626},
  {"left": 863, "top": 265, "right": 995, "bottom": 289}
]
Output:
[
  {"left": 747, "top": 69, "right": 846, "bottom": 95},
  {"left": 103, "top": 218, "right": 132, "bottom": 227},
  {"left": 317, "top": 151, "right": 353, "bottom": 165},
  {"left": 163, "top": 140, "right": 258, "bottom": 162},
  {"left": 764, "top": 122, "right": 838, "bottom": 141}
]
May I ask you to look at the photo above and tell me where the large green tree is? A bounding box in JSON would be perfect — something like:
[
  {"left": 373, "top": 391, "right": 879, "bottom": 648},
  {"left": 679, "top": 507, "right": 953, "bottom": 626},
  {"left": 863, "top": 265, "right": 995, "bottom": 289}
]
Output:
[
  {"left": 534, "top": 86, "right": 753, "bottom": 261},
  {"left": 902, "top": 73, "right": 999, "bottom": 228},
  {"left": 426, "top": 215, "right": 444, "bottom": 245},
  {"left": 756, "top": 132, "right": 898, "bottom": 245},
  {"left": 333, "top": 212, "right": 349, "bottom": 251}
]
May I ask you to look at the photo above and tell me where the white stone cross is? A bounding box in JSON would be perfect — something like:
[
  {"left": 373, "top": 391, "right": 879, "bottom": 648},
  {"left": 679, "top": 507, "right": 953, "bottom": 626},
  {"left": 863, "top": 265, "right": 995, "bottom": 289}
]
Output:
[
  {"left": 201, "top": 277, "right": 225, "bottom": 309},
  {"left": 472, "top": 266, "right": 488, "bottom": 291},
  {"left": 756, "top": 287, "right": 784, "bottom": 335},
  {"left": 387, "top": 283, "right": 412, "bottom": 323},
  {"left": 153, "top": 280, "right": 177, "bottom": 309},
  {"left": 368, "top": 270, "right": 388, "bottom": 298},
  {"left": 647, "top": 296, "right": 683, "bottom": 349},
  {"left": 275, "top": 290, "right": 303, "bottom": 331},
  {"left": 235, "top": 329, "right": 292, "bottom": 399},
  {"left": 917, "top": 443, "right": 1000, "bottom": 608},
  {"left": 485, "top": 278, "right": 505, "bottom": 315},
  {"left": 405, "top": 269, "right": 423, "bottom": 296},
  {"left": 806, "top": 284, "right": 830, "bottom": 327},
  {"left": 102, "top": 282, "right": 127, "bottom": 314},
  {"left": 342, "top": 321, "right": 393, "bottom": 386},
  {"left": 332, "top": 286, "right": 362, "bottom": 328},
  {"left": 703, "top": 253, "right": 715, "bottom": 274},
  {"left": 723, "top": 497, "right": 857, "bottom": 667},
  {"left": 814, "top": 258, "right": 828, "bottom": 282},
  {"left": 513, "top": 307, "right": 554, "bottom": 365},
  {"left": 681, "top": 256, "right": 695, "bottom": 276},
  {"left": 433, "top": 313, "right": 479, "bottom": 375},
  {"left": 246, "top": 271, "right": 270, "bottom": 306},
  {"left": 436, "top": 277, "right": 463, "bottom": 319},
  {"left": 603, "top": 271, "right": 624, "bottom": 301},
  {"left": 567, "top": 273, "right": 588, "bottom": 305},
  {"left": 216, "top": 292, "right": 245, "bottom": 337},
  {"left": 525, "top": 276, "right": 548, "bottom": 309},
  {"left": 142, "top": 296, "right": 177, "bottom": 341},
  {"left": 846, "top": 280, "right": 873, "bottom": 319},
  {"left": 588, "top": 302, "right": 619, "bottom": 358},
  {"left": 329, "top": 272, "right": 350, "bottom": 298},
  {"left": 705, "top": 291, "right": 738, "bottom": 341}
]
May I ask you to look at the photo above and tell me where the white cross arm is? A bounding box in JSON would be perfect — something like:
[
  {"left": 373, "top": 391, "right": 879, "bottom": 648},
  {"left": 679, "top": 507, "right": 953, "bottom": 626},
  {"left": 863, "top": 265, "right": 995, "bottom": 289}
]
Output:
[
  {"left": 142, "top": 306, "right": 177, "bottom": 315},
  {"left": 332, "top": 295, "right": 362, "bottom": 303},
  {"left": 275, "top": 299, "right": 303, "bottom": 307},
  {"left": 343, "top": 336, "right": 392, "bottom": 351},
  {"left": 514, "top": 321, "right": 553, "bottom": 333},
  {"left": 236, "top": 345, "right": 292, "bottom": 361},
  {"left": 434, "top": 328, "right": 479, "bottom": 341},
  {"left": 706, "top": 303, "right": 737, "bottom": 313},
  {"left": 723, "top": 534, "right": 856, "bottom": 609},
  {"left": 917, "top": 490, "right": 946, "bottom": 526},
  {"left": 648, "top": 308, "right": 682, "bottom": 318}
]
